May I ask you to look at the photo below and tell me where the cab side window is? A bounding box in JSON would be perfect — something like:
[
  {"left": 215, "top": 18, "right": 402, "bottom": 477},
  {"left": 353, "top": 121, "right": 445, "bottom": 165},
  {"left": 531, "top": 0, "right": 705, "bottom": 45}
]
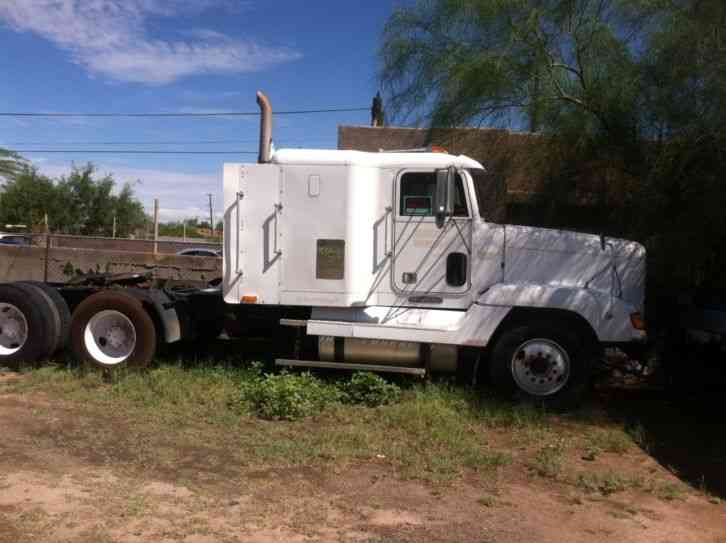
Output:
[{"left": 399, "top": 172, "right": 468, "bottom": 217}]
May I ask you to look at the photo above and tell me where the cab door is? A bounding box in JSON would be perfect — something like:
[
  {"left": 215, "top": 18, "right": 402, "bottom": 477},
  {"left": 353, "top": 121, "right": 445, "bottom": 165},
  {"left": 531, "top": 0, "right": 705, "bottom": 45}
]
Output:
[{"left": 390, "top": 169, "right": 473, "bottom": 306}]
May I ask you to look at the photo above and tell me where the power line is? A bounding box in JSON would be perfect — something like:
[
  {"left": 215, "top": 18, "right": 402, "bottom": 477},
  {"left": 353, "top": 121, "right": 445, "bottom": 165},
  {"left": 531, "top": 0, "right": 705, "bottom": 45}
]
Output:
[
  {"left": 0, "top": 107, "right": 368, "bottom": 118},
  {"left": 5, "top": 139, "right": 252, "bottom": 145},
  {"left": 2, "top": 139, "right": 337, "bottom": 146},
  {"left": 13, "top": 149, "right": 258, "bottom": 155}
]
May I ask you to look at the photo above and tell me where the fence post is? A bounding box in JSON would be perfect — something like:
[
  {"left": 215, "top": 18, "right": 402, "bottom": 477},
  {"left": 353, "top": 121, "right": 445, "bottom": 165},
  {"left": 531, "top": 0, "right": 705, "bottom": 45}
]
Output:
[
  {"left": 43, "top": 233, "right": 51, "bottom": 282},
  {"left": 153, "top": 198, "right": 159, "bottom": 255}
]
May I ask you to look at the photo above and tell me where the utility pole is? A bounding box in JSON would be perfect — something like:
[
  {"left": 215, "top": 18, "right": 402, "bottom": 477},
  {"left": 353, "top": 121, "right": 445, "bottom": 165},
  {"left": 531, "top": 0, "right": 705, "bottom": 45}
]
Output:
[
  {"left": 183, "top": 220, "right": 187, "bottom": 241},
  {"left": 207, "top": 193, "right": 214, "bottom": 238},
  {"left": 153, "top": 198, "right": 159, "bottom": 255},
  {"left": 112, "top": 214, "right": 117, "bottom": 238}
]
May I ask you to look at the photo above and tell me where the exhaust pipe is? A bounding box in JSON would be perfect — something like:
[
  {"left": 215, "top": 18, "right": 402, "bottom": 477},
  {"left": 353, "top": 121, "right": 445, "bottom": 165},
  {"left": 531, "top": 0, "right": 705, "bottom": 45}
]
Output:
[{"left": 256, "top": 91, "right": 272, "bottom": 163}]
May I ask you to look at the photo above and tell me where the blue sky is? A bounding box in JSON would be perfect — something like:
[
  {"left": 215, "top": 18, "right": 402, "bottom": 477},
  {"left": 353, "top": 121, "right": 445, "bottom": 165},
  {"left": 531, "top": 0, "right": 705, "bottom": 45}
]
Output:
[{"left": 0, "top": 1, "right": 400, "bottom": 222}]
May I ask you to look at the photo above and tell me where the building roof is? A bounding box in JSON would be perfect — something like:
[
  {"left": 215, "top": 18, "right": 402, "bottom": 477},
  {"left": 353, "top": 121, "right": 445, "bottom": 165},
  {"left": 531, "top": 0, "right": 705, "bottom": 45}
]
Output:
[
  {"left": 337, "top": 125, "right": 636, "bottom": 206},
  {"left": 337, "top": 125, "right": 548, "bottom": 196}
]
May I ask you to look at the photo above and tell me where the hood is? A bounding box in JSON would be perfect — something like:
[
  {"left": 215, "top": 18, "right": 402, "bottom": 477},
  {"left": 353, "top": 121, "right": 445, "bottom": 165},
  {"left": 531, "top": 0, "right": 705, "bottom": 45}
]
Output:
[{"left": 501, "top": 225, "right": 646, "bottom": 311}]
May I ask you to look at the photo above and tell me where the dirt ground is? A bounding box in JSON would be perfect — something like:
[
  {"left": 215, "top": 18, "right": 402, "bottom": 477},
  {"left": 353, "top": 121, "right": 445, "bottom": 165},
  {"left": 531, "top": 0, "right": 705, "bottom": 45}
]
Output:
[{"left": 1, "top": 372, "right": 725, "bottom": 543}]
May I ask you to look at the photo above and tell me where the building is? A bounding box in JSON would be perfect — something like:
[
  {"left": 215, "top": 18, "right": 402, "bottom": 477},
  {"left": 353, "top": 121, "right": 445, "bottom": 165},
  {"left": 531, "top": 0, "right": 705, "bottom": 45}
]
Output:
[{"left": 338, "top": 125, "right": 635, "bottom": 233}]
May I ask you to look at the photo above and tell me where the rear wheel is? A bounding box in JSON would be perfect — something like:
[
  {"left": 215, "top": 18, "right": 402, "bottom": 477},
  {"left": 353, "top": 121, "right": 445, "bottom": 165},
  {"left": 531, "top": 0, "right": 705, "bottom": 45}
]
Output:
[
  {"left": 70, "top": 291, "right": 157, "bottom": 369},
  {"left": 19, "top": 282, "right": 71, "bottom": 354},
  {"left": 0, "top": 284, "right": 55, "bottom": 368},
  {"left": 489, "top": 321, "right": 594, "bottom": 410}
]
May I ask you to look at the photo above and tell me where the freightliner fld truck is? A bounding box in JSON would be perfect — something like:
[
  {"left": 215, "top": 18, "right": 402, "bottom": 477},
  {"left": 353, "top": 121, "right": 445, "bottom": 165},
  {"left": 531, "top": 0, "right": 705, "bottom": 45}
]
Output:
[{"left": 0, "top": 92, "right": 646, "bottom": 407}]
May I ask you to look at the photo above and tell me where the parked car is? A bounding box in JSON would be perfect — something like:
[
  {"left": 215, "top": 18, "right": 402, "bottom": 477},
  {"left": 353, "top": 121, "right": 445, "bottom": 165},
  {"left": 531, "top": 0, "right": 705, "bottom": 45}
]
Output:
[
  {"left": 660, "top": 287, "right": 726, "bottom": 392},
  {"left": 0, "top": 234, "right": 31, "bottom": 246},
  {"left": 176, "top": 247, "right": 221, "bottom": 257}
]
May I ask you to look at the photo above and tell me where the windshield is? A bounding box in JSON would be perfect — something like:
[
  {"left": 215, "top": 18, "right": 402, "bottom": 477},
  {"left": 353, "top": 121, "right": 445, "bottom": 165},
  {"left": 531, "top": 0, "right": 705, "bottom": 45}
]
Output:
[{"left": 467, "top": 168, "right": 502, "bottom": 221}]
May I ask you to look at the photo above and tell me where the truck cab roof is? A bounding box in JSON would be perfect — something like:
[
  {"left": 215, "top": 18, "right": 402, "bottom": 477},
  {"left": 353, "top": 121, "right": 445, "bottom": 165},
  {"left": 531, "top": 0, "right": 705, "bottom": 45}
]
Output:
[{"left": 270, "top": 148, "right": 484, "bottom": 170}]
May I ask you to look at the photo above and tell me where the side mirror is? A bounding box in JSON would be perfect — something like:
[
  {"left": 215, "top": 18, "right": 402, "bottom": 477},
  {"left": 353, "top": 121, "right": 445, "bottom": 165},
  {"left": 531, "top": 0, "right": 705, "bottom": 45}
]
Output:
[{"left": 435, "top": 166, "right": 456, "bottom": 229}]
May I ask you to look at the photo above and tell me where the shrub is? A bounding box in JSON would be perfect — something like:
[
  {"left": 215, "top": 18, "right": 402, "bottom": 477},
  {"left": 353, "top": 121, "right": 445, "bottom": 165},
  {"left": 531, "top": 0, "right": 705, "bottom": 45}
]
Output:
[
  {"left": 240, "top": 372, "right": 342, "bottom": 420},
  {"left": 341, "top": 372, "right": 401, "bottom": 407}
]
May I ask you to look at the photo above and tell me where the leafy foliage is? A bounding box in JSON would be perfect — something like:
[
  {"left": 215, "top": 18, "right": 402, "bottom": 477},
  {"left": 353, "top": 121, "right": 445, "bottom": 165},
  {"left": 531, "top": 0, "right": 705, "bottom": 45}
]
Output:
[
  {"left": 380, "top": 0, "right": 649, "bottom": 133},
  {"left": 341, "top": 371, "right": 401, "bottom": 407},
  {"left": 0, "top": 148, "right": 25, "bottom": 181},
  {"left": 240, "top": 372, "right": 344, "bottom": 420},
  {"left": 0, "top": 163, "right": 145, "bottom": 236},
  {"left": 380, "top": 0, "right": 726, "bottom": 317},
  {"left": 158, "top": 217, "right": 224, "bottom": 239},
  {"left": 239, "top": 371, "right": 403, "bottom": 420}
]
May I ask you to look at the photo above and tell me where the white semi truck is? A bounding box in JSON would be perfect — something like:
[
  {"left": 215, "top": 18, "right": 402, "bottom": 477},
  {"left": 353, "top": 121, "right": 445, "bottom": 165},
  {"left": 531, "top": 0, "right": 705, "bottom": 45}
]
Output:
[{"left": 0, "top": 92, "right": 646, "bottom": 406}]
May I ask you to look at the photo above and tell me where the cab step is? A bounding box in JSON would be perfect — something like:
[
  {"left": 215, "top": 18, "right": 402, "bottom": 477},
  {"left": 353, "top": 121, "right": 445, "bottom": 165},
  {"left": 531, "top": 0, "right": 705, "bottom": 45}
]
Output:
[{"left": 274, "top": 359, "right": 426, "bottom": 376}]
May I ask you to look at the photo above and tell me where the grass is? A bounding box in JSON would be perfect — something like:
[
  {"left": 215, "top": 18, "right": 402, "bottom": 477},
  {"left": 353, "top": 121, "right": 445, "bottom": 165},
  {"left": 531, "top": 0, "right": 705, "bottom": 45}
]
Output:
[
  {"left": 5, "top": 364, "right": 523, "bottom": 483},
  {"left": 574, "top": 470, "right": 687, "bottom": 500},
  {"left": 529, "top": 438, "right": 567, "bottom": 478},
  {"left": 0, "top": 362, "right": 698, "bottom": 497},
  {"left": 477, "top": 495, "right": 496, "bottom": 508},
  {"left": 576, "top": 471, "right": 629, "bottom": 496},
  {"left": 585, "top": 428, "right": 632, "bottom": 455}
]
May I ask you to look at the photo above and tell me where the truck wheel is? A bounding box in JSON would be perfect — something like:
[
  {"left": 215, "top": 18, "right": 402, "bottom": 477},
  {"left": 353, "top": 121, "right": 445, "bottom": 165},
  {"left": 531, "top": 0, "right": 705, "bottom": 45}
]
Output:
[
  {"left": 18, "top": 282, "right": 71, "bottom": 355},
  {"left": 488, "top": 322, "right": 593, "bottom": 410},
  {"left": 70, "top": 291, "right": 157, "bottom": 369},
  {"left": 0, "top": 284, "right": 56, "bottom": 369}
]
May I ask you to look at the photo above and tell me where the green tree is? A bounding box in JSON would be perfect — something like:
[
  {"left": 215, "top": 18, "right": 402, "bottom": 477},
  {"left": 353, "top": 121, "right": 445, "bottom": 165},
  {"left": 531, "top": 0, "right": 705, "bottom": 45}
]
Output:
[
  {"left": 0, "top": 163, "right": 145, "bottom": 236},
  {"left": 54, "top": 164, "right": 145, "bottom": 237},
  {"left": 380, "top": 0, "right": 653, "bottom": 138},
  {"left": 0, "top": 148, "right": 25, "bottom": 181},
  {"left": 0, "top": 166, "right": 57, "bottom": 229},
  {"left": 380, "top": 0, "right": 726, "bottom": 315}
]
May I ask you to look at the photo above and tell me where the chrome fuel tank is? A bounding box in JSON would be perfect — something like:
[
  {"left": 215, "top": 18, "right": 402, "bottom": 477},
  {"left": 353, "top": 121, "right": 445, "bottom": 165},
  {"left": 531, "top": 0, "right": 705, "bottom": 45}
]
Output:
[{"left": 318, "top": 337, "right": 457, "bottom": 372}]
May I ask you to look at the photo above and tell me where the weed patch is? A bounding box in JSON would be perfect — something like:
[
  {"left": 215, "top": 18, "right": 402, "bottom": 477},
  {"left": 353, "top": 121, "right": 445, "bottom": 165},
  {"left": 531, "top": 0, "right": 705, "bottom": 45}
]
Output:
[
  {"left": 239, "top": 371, "right": 402, "bottom": 420},
  {"left": 585, "top": 428, "right": 632, "bottom": 455},
  {"left": 530, "top": 438, "right": 567, "bottom": 478},
  {"left": 576, "top": 471, "right": 629, "bottom": 496},
  {"left": 240, "top": 371, "right": 343, "bottom": 420},
  {"left": 341, "top": 372, "right": 401, "bottom": 407}
]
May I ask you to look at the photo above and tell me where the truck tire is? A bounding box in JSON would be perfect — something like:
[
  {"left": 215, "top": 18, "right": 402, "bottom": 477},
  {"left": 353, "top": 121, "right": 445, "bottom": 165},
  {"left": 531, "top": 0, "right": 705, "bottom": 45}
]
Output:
[
  {"left": 488, "top": 321, "right": 593, "bottom": 410},
  {"left": 18, "top": 282, "right": 71, "bottom": 355},
  {"left": 0, "top": 283, "right": 56, "bottom": 369},
  {"left": 70, "top": 291, "right": 157, "bottom": 369}
]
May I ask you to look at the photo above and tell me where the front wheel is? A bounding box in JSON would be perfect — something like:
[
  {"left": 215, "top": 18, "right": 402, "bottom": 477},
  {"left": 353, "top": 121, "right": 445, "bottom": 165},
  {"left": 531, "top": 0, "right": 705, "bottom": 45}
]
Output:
[
  {"left": 488, "top": 322, "right": 594, "bottom": 409},
  {"left": 70, "top": 291, "right": 157, "bottom": 369}
]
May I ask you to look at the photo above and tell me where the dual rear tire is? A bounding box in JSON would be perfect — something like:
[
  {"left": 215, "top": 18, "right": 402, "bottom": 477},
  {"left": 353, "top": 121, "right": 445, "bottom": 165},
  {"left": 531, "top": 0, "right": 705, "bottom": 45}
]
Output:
[
  {"left": 0, "top": 282, "right": 70, "bottom": 369},
  {"left": 0, "top": 284, "right": 157, "bottom": 371}
]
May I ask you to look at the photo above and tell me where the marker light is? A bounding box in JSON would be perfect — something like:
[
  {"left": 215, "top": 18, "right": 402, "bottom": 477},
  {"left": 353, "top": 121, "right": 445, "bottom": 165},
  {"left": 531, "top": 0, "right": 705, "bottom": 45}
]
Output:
[{"left": 630, "top": 312, "right": 646, "bottom": 331}]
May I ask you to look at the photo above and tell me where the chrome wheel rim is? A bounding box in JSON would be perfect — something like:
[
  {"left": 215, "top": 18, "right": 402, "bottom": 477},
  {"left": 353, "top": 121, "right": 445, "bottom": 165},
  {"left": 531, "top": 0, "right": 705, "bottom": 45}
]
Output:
[
  {"left": 84, "top": 310, "right": 136, "bottom": 366},
  {"left": 511, "top": 338, "right": 571, "bottom": 397},
  {"left": 0, "top": 303, "right": 28, "bottom": 356}
]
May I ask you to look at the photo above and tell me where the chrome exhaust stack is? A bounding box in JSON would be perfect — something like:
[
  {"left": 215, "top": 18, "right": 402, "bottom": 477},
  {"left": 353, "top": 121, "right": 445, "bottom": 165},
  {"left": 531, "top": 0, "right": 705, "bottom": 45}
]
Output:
[{"left": 256, "top": 91, "right": 272, "bottom": 164}]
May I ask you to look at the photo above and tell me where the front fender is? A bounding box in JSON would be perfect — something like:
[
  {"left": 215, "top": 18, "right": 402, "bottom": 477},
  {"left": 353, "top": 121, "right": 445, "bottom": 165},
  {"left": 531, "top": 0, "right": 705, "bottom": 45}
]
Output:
[{"left": 477, "top": 283, "right": 642, "bottom": 343}]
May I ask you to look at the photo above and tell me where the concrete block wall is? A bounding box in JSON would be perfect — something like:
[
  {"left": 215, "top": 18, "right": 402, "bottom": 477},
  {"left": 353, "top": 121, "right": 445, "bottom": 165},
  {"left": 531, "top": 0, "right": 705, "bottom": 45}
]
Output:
[{"left": 0, "top": 245, "right": 222, "bottom": 283}]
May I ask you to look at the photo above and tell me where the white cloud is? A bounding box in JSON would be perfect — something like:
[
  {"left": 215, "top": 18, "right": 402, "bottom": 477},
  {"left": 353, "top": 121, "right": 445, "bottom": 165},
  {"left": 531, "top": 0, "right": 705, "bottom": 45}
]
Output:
[{"left": 0, "top": 1, "right": 300, "bottom": 85}]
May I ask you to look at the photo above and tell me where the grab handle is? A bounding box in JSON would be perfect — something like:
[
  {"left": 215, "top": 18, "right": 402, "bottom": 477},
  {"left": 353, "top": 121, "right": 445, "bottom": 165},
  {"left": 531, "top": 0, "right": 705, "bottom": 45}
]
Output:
[
  {"left": 273, "top": 203, "right": 282, "bottom": 256},
  {"left": 236, "top": 191, "right": 243, "bottom": 276}
]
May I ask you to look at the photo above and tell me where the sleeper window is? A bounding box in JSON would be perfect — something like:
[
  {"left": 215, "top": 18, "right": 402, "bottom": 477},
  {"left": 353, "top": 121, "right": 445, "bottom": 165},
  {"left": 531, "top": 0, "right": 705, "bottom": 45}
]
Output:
[{"left": 399, "top": 172, "right": 468, "bottom": 217}]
